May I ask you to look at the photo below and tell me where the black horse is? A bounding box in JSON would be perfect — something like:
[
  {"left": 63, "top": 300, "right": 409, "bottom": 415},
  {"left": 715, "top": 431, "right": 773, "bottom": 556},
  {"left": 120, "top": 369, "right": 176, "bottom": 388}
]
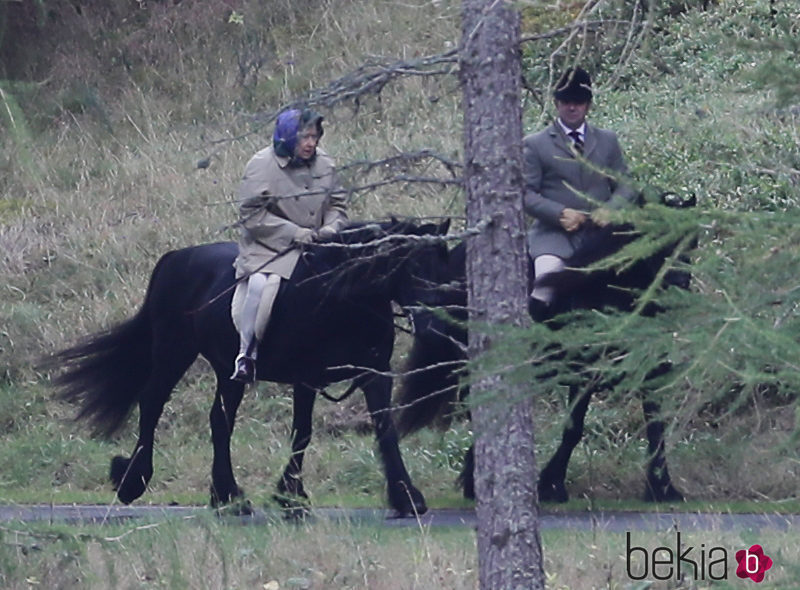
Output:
[
  {"left": 398, "top": 202, "right": 695, "bottom": 504},
  {"left": 50, "top": 219, "right": 450, "bottom": 517}
]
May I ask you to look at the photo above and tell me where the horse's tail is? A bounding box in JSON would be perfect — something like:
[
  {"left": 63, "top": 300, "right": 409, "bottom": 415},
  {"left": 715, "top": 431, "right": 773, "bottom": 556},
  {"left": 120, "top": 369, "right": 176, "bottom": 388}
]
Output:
[
  {"left": 396, "top": 310, "right": 468, "bottom": 436},
  {"left": 48, "top": 254, "right": 172, "bottom": 437}
]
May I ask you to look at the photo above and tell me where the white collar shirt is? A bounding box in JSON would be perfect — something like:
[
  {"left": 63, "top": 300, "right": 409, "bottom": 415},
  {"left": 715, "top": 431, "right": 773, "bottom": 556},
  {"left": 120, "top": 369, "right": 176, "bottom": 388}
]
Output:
[{"left": 557, "top": 119, "right": 586, "bottom": 144}]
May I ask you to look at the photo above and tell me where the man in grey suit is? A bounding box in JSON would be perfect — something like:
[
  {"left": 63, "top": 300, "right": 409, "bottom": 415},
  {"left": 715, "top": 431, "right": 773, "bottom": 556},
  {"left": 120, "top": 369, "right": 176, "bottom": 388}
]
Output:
[{"left": 523, "top": 67, "right": 638, "bottom": 319}]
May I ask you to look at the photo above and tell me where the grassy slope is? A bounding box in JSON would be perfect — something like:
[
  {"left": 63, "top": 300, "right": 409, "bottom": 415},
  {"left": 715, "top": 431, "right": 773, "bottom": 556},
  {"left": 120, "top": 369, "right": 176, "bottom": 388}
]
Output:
[{"left": 0, "top": 0, "right": 799, "bottom": 515}]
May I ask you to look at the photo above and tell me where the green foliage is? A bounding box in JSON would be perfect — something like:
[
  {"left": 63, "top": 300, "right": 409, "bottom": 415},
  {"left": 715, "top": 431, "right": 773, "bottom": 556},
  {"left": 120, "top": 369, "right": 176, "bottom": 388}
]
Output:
[
  {"left": 520, "top": 0, "right": 584, "bottom": 34},
  {"left": 740, "top": 13, "right": 800, "bottom": 105}
]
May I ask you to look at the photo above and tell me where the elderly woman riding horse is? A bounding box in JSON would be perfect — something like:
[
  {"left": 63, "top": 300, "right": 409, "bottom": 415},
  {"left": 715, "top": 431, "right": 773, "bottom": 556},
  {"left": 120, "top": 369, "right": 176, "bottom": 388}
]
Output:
[{"left": 51, "top": 218, "right": 450, "bottom": 517}]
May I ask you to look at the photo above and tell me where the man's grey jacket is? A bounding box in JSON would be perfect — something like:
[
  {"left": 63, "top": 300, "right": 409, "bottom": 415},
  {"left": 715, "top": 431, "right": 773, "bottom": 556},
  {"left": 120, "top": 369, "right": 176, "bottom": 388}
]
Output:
[{"left": 523, "top": 121, "right": 637, "bottom": 259}]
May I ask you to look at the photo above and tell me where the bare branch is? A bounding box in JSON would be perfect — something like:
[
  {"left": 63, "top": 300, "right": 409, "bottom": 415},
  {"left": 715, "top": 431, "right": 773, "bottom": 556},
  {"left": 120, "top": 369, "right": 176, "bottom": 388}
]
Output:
[
  {"left": 310, "top": 216, "right": 491, "bottom": 250},
  {"left": 338, "top": 148, "right": 462, "bottom": 178},
  {"left": 201, "top": 19, "right": 638, "bottom": 153},
  {"left": 519, "top": 19, "right": 636, "bottom": 45},
  {"left": 292, "top": 51, "right": 460, "bottom": 112}
]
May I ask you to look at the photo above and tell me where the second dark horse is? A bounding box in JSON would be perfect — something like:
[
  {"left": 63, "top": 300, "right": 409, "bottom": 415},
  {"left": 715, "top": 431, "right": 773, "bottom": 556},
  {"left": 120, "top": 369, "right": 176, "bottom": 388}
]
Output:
[{"left": 398, "top": 202, "right": 695, "bottom": 504}]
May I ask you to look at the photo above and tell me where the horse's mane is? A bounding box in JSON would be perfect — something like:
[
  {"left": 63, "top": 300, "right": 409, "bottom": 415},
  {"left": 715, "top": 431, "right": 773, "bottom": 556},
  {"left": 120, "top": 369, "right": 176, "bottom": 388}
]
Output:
[{"left": 291, "top": 218, "right": 449, "bottom": 299}]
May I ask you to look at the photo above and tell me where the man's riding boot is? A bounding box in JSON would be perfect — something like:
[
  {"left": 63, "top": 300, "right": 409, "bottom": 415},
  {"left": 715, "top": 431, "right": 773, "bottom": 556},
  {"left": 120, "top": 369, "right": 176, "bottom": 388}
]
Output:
[{"left": 528, "top": 297, "right": 554, "bottom": 324}]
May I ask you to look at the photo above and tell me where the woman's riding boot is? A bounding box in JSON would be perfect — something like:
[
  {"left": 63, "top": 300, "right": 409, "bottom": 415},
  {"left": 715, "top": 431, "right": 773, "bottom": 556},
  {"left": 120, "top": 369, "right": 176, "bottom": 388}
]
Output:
[
  {"left": 230, "top": 355, "right": 255, "bottom": 383},
  {"left": 230, "top": 339, "right": 257, "bottom": 383}
]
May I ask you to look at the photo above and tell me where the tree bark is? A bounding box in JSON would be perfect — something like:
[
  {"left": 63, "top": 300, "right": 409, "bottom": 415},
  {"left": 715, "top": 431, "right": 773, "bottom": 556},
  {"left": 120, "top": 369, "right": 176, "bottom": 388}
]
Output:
[{"left": 460, "top": 1, "right": 545, "bottom": 588}]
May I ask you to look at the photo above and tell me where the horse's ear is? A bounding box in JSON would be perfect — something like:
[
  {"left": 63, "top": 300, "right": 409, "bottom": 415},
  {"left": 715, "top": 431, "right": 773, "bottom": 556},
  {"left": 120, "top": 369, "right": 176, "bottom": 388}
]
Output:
[{"left": 437, "top": 218, "right": 451, "bottom": 236}]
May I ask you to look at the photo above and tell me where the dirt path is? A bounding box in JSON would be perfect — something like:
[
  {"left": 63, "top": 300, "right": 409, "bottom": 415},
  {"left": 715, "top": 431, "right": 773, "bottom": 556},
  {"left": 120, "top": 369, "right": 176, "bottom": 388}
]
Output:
[{"left": 2, "top": 504, "right": 799, "bottom": 532}]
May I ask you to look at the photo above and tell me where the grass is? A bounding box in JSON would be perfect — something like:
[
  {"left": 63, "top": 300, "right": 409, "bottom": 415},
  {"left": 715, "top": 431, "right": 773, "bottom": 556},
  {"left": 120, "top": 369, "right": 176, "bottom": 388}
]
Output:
[
  {"left": 0, "top": 374, "right": 795, "bottom": 514},
  {"left": 0, "top": 514, "right": 477, "bottom": 590},
  {"left": 2, "top": 513, "right": 800, "bottom": 589}
]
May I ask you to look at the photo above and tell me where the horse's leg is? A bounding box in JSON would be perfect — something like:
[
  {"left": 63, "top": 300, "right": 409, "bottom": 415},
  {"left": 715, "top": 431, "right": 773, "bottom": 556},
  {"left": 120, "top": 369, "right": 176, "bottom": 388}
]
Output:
[
  {"left": 455, "top": 407, "right": 475, "bottom": 500},
  {"left": 538, "top": 383, "right": 593, "bottom": 503},
  {"left": 457, "top": 444, "right": 475, "bottom": 500},
  {"left": 274, "top": 383, "right": 316, "bottom": 509},
  {"left": 110, "top": 340, "right": 197, "bottom": 504},
  {"left": 639, "top": 361, "right": 684, "bottom": 502},
  {"left": 209, "top": 376, "right": 248, "bottom": 509},
  {"left": 642, "top": 399, "right": 683, "bottom": 502},
  {"left": 640, "top": 363, "right": 685, "bottom": 502},
  {"left": 362, "top": 375, "right": 427, "bottom": 517}
]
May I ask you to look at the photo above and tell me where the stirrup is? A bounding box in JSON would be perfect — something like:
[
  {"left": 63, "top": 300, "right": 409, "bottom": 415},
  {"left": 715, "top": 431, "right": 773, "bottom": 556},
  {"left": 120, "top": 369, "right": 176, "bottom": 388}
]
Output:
[{"left": 230, "top": 354, "right": 256, "bottom": 383}]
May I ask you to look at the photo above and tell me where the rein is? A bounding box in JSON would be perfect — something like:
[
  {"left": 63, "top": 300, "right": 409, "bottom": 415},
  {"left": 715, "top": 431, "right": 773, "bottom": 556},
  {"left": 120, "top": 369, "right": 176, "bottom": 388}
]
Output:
[{"left": 311, "top": 373, "right": 373, "bottom": 402}]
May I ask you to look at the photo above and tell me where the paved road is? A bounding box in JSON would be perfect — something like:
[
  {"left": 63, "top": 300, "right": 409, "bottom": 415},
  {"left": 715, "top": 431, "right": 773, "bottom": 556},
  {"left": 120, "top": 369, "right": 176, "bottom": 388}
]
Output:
[{"left": 2, "top": 504, "right": 799, "bottom": 532}]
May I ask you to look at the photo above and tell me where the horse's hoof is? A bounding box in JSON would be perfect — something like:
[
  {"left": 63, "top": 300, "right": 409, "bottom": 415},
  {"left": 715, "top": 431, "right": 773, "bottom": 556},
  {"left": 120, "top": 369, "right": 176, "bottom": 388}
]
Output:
[
  {"left": 394, "top": 501, "right": 428, "bottom": 518},
  {"left": 277, "top": 474, "right": 309, "bottom": 498},
  {"left": 272, "top": 492, "right": 312, "bottom": 521},
  {"left": 274, "top": 473, "right": 311, "bottom": 520},
  {"left": 210, "top": 483, "right": 247, "bottom": 508},
  {"left": 215, "top": 498, "right": 254, "bottom": 516},
  {"left": 279, "top": 503, "right": 312, "bottom": 522},
  {"left": 110, "top": 455, "right": 147, "bottom": 504},
  {"left": 413, "top": 498, "right": 429, "bottom": 516},
  {"left": 389, "top": 484, "right": 428, "bottom": 517},
  {"left": 387, "top": 510, "right": 418, "bottom": 519}
]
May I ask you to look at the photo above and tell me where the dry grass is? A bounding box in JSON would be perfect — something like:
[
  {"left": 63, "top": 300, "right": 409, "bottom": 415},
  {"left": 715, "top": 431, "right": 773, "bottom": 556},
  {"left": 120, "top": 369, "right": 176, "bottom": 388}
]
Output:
[
  {"left": 1, "top": 514, "right": 477, "bottom": 590},
  {"left": 2, "top": 515, "right": 800, "bottom": 589}
]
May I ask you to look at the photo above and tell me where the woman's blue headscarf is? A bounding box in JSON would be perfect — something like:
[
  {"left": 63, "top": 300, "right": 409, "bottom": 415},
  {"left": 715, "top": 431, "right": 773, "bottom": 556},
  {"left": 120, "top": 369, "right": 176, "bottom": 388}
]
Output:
[{"left": 273, "top": 108, "right": 324, "bottom": 160}]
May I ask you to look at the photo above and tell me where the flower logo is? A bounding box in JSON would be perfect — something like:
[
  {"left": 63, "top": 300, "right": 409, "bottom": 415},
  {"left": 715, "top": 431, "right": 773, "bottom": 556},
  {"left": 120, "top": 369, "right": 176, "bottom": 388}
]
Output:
[{"left": 735, "top": 544, "right": 773, "bottom": 583}]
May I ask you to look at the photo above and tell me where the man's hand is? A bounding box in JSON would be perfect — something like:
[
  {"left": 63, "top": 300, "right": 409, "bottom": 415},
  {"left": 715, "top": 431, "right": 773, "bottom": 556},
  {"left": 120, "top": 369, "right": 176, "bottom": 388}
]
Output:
[
  {"left": 590, "top": 207, "right": 612, "bottom": 227},
  {"left": 559, "top": 208, "right": 587, "bottom": 232},
  {"left": 294, "top": 227, "right": 316, "bottom": 244}
]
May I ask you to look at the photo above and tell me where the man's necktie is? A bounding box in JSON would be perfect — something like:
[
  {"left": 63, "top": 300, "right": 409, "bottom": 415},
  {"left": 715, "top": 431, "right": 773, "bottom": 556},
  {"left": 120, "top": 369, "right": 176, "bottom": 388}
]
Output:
[{"left": 568, "top": 130, "right": 583, "bottom": 154}]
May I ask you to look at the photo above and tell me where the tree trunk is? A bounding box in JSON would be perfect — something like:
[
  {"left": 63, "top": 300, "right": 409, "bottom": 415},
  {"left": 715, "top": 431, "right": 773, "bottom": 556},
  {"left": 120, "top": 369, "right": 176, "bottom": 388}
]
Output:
[{"left": 460, "top": 1, "right": 545, "bottom": 588}]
